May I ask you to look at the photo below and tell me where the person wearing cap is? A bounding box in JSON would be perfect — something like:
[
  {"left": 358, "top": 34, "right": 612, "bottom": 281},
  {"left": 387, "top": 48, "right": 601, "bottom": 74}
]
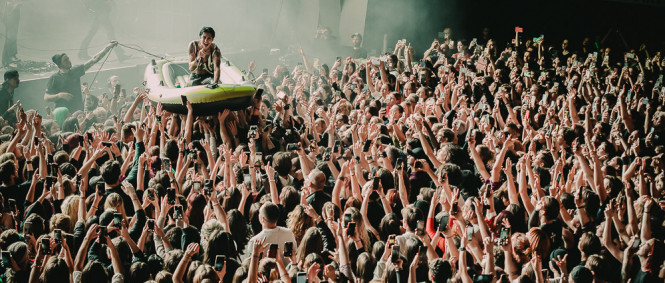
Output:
[
  {"left": 351, "top": 33, "right": 367, "bottom": 59},
  {"left": 0, "top": 69, "right": 19, "bottom": 115},
  {"left": 43, "top": 41, "right": 118, "bottom": 112}
]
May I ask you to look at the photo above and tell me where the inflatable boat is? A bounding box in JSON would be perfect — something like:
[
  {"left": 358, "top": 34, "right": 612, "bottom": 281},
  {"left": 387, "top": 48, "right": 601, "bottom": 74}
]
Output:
[{"left": 143, "top": 58, "right": 258, "bottom": 115}]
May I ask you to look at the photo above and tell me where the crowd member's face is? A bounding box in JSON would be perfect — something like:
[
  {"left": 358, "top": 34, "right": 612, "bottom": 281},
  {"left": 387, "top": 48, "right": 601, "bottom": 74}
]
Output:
[
  {"left": 200, "top": 32, "right": 214, "bottom": 47},
  {"left": 653, "top": 113, "right": 664, "bottom": 127},
  {"left": 443, "top": 28, "right": 451, "bottom": 39},
  {"left": 524, "top": 51, "right": 532, "bottom": 63},
  {"left": 109, "top": 76, "right": 120, "bottom": 88},
  {"left": 7, "top": 76, "right": 19, "bottom": 89},
  {"left": 562, "top": 39, "right": 569, "bottom": 50},
  {"left": 60, "top": 54, "right": 72, "bottom": 70},
  {"left": 556, "top": 129, "right": 566, "bottom": 146},
  {"left": 457, "top": 41, "right": 465, "bottom": 53},
  {"left": 628, "top": 131, "right": 639, "bottom": 144},
  {"left": 352, "top": 36, "right": 361, "bottom": 48},
  {"left": 637, "top": 238, "right": 654, "bottom": 258}
]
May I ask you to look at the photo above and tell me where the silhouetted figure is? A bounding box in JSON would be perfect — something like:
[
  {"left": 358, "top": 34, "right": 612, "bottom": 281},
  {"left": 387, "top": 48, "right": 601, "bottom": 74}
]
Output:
[
  {"left": 79, "top": 0, "right": 128, "bottom": 61},
  {"left": 1, "top": 0, "right": 21, "bottom": 66}
]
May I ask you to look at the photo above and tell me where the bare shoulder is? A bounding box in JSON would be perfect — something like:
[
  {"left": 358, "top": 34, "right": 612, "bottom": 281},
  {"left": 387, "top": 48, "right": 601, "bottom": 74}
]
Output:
[{"left": 188, "top": 40, "right": 197, "bottom": 52}]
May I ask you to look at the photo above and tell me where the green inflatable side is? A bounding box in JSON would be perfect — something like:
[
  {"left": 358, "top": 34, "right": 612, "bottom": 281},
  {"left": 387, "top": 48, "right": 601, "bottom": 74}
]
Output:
[{"left": 143, "top": 59, "right": 257, "bottom": 115}]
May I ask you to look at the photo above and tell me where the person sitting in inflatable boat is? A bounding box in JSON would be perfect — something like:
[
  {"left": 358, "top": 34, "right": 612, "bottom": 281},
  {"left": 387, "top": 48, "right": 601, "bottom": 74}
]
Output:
[{"left": 188, "top": 26, "right": 221, "bottom": 86}]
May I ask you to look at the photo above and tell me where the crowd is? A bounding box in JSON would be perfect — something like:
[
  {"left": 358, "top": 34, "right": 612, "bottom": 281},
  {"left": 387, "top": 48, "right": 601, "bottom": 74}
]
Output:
[{"left": 0, "top": 26, "right": 663, "bottom": 283}]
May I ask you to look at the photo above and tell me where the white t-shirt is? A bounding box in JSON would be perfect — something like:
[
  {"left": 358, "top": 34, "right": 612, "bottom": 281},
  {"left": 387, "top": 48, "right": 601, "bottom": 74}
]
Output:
[{"left": 243, "top": 226, "right": 297, "bottom": 264}]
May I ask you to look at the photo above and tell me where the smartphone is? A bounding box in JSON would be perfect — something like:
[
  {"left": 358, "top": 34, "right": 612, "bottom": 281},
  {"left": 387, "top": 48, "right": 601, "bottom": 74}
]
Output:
[
  {"left": 7, "top": 199, "right": 15, "bottom": 210},
  {"left": 500, "top": 226, "right": 510, "bottom": 246},
  {"left": 180, "top": 95, "right": 188, "bottom": 105},
  {"left": 451, "top": 201, "right": 458, "bottom": 215},
  {"left": 113, "top": 213, "right": 122, "bottom": 227},
  {"left": 78, "top": 135, "right": 84, "bottom": 146},
  {"left": 297, "top": 272, "right": 307, "bottom": 283},
  {"left": 167, "top": 188, "right": 176, "bottom": 205},
  {"left": 344, "top": 214, "right": 352, "bottom": 227},
  {"left": 190, "top": 181, "right": 201, "bottom": 193},
  {"left": 387, "top": 235, "right": 396, "bottom": 248},
  {"left": 391, "top": 245, "right": 400, "bottom": 263},
  {"left": 414, "top": 160, "right": 423, "bottom": 169},
  {"left": 23, "top": 221, "right": 33, "bottom": 235},
  {"left": 362, "top": 140, "right": 371, "bottom": 152},
  {"left": 1, "top": 251, "right": 10, "bottom": 267},
  {"left": 395, "top": 157, "right": 404, "bottom": 170},
  {"left": 254, "top": 152, "right": 263, "bottom": 167},
  {"left": 333, "top": 140, "right": 340, "bottom": 153},
  {"left": 474, "top": 274, "right": 493, "bottom": 283},
  {"left": 287, "top": 143, "right": 300, "bottom": 151},
  {"left": 323, "top": 152, "right": 331, "bottom": 161},
  {"left": 416, "top": 220, "right": 425, "bottom": 236},
  {"left": 268, "top": 244, "right": 278, "bottom": 258},
  {"left": 162, "top": 158, "right": 172, "bottom": 172},
  {"left": 466, "top": 225, "right": 474, "bottom": 241},
  {"left": 98, "top": 226, "right": 107, "bottom": 240},
  {"left": 101, "top": 141, "right": 113, "bottom": 147},
  {"left": 41, "top": 238, "right": 50, "bottom": 254},
  {"left": 96, "top": 183, "right": 104, "bottom": 195},
  {"left": 248, "top": 125, "right": 258, "bottom": 139},
  {"left": 372, "top": 176, "right": 380, "bottom": 191},
  {"left": 641, "top": 98, "right": 649, "bottom": 105},
  {"left": 347, "top": 222, "right": 356, "bottom": 237},
  {"left": 284, "top": 242, "right": 293, "bottom": 257},
  {"left": 632, "top": 238, "right": 641, "bottom": 249},
  {"left": 438, "top": 214, "right": 450, "bottom": 231},
  {"left": 174, "top": 205, "right": 183, "bottom": 220},
  {"left": 54, "top": 229, "right": 62, "bottom": 244},
  {"left": 215, "top": 255, "right": 226, "bottom": 271},
  {"left": 147, "top": 219, "right": 155, "bottom": 232},
  {"left": 48, "top": 163, "right": 57, "bottom": 176}
]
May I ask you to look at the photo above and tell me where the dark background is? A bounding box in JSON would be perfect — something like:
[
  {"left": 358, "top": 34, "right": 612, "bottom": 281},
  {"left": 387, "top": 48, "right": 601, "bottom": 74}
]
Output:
[{"left": 363, "top": 0, "right": 665, "bottom": 56}]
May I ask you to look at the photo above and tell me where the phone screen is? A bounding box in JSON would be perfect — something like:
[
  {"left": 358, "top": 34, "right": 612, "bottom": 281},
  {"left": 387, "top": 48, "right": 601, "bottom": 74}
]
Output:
[
  {"left": 347, "top": 222, "right": 356, "bottom": 237},
  {"left": 362, "top": 140, "right": 371, "bottom": 152},
  {"left": 41, "top": 238, "right": 50, "bottom": 254},
  {"left": 387, "top": 235, "right": 395, "bottom": 247},
  {"left": 439, "top": 215, "right": 449, "bottom": 231},
  {"left": 167, "top": 188, "right": 176, "bottom": 205},
  {"left": 297, "top": 272, "right": 307, "bottom": 283},
  {"left": 174, "top": 205, "right": 183, "bottom": 219},
  {"left": 466, "top": 225, "right": 474, "bottom": 241},
  {"left": 284, "top": 242, "right": 293, "bottom": 257},
  {"left": 268, "top": 244, "right": 278, "bottom": 258},
  {"left": 391, "top": 246, "right": 400, "bottom": 262},
  {"left": 1, "top": 251, "right": 10, "bottom": 266},
  {"left": 215, "top": 255, "right": 226, "bottom": 271},
  {"left": 372, "top": 177, "right": 380, "bottom": 190},
  {"left": 147, "top": 220, "right": 155, "bottom": 231},
  {"left": 500, "top": 227, "right": 510, "bottom": 246},
  {"left": 416, "top": 220, "right": 425, "bottom": 236}
]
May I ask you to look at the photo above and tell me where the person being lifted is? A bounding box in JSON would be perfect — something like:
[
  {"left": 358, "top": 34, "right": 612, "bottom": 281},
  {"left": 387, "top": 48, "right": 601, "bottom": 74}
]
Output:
[{"left": 188, "top": 26, "right": 221, "bottom": 86}]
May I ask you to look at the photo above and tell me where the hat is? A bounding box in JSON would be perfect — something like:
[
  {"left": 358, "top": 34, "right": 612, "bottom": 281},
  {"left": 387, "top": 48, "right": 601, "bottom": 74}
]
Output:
[
  {"left": 351, "top": 33, "right": 362, "bottom": 39},
  {"left": 407, "top": 147, "right": 427, "bottom": 160},
  {"left": 51, "top": 53, "right": 65, "bottom": 67}
]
